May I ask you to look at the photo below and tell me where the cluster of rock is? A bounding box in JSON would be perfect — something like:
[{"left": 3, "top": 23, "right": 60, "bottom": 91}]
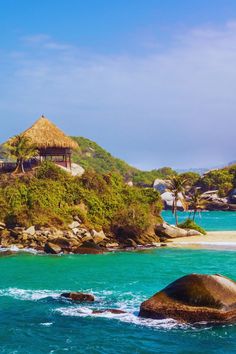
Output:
[
  {"left": 55, "top": 274, "right": 236, "bottom": 324},
  {"left": 200, "top": 191, "right": 236, "bottom": 211},
  {"left": 155, "top": 222, "right": 202, "bottom": 241},
  {"left": 0, "top": 219, "right": 165, "bottom": 254},
  {"left": 0, "top": 220, "right": 119, "bottom": 254},
  {"left": 153, "top": 179, "right": 236, "bottom": 211}
]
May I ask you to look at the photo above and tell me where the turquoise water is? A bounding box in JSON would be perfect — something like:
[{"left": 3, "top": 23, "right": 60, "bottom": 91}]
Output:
[
  {"left": 162, "top": 210, "right": 236, "bottom": 231},
  {"left": 1, "top": 249, "right": 236, "bottom": 353}
]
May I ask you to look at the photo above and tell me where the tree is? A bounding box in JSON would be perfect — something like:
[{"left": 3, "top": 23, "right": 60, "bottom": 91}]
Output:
[
  {"left": 5, "top": 135, "right": 38, "bottom": 174},
  {"left": 179, "top": 172, "right": 200, "bottom": 187},
  {"left": 188, "top": 188, "right": 205, "bottom": 221},
  {"left": 168, "top": 176, "right": 188, "bottom": 225}
]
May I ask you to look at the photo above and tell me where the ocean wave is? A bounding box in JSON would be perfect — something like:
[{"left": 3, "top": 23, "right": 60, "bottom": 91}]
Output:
[
  {"left": 0, "top": 246, "right": 41, "bottom": 254},
  {"left": 0, "top": 288, "right": 63, "bottom": 301},
  {"left": 55, "top": 306, "right": 182, "bottom": 329}
]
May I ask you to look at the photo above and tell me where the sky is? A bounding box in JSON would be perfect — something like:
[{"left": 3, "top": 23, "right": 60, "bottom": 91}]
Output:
[{"left": 0, "top": 0, "right": 236, "bottom": 170}]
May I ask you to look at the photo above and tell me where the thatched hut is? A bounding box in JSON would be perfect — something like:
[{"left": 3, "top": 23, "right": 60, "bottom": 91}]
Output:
[{"left": 7, "top": 115, "right": 78, "bottom": 169}]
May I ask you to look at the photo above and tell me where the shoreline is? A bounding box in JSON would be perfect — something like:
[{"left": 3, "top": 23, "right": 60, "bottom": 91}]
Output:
[{"left": 167, "top": 231, "right": 236, "bottom": 250}]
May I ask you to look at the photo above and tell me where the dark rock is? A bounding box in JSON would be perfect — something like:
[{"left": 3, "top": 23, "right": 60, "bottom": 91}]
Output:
[
  {"left": 60, "top": 292, "right": 95, "bottom": 302},
  {"left": 205, "top": 200, "right": 229, "bottom": 211},
  {"left": 125, "top": 238, "right": 137, "bottom": 248},
  {"left": 0, "top": 250, "right": 15, "bottom": 256},
  {"left": 229, "top": 189, "right": 236, "bottom": 204},
  {"left": 92, "top": 309, "right": 127, "bottom": 314},
  {"left": 51, "top": 237, "right": 71, "bottom": 250},
  {"left": 44, "top": 242, "right": 62, "bottom": 254},
  {"left": 139, "top": 274, "right": 236, "bottom": 324},
  {"left": 73, "top": 247, "right": 104, "bottom": 254}
]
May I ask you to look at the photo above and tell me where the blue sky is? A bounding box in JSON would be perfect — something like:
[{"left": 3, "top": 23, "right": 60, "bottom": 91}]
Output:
[{"left": 0, "top": 0, "right": 236, "bottom": 169}]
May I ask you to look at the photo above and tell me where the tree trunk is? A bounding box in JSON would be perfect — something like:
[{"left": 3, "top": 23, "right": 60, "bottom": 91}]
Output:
[
  {"left": 13, "top": 158, "right": 25, "bottom": 174},
  {"left": 172, "top": 199, "right": 178, "bottom": 225},
  {"left": 193, "top": 209, "right": 197, "bottom": 221}
]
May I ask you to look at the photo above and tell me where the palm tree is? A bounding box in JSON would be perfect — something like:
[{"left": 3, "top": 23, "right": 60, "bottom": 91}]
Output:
[
  {"left": 5, "top": 135, "right": 38, "bottom": 174},
  {"left": 168, "top": 176, "right": 189, "bottom": 225},
  {"left": 189, "top": 188, "right": 205, "bottom": 221}
]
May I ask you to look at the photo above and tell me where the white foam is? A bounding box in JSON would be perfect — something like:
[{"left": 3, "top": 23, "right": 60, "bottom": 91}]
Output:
[
  {"left": 0, "top": 246, "right": 41, "bottom": 254},
  {"left": 56, "top": 306, "right": 183, "bottom": 329},
  {"left": 40, "top": 322, "right": 53, "bottom": 327},
  {"left": 0, "top": 288, "right": 63, "bottom": 301}
]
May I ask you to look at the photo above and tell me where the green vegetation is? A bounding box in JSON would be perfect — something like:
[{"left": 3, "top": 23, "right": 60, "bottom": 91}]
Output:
[
  {"left": 179, "top": 172, "right": 200, "bottom": 187},
  {"left": 188, "top": 188, "right": 206, "bottom": 221},
  {"left": 178, "top": 219, "right": 206, "bottom": 235},
  {"left": 168, "top": 175, "right": 189, "bottom": 225},
  {"left": 4, "top": 135, "right": 38, "bottom": 174},
  {"left": 71, "top": 136, "right": 176, "bottom": 185},
  {"left": 198, "top": 167, "right": 236, "bottom": 197},
  {"left": 0, "top": 162, "right": 162, "bottom": 236}
]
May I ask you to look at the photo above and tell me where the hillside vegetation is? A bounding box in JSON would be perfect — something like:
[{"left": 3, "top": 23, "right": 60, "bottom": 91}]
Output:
[
  {"left": 71, "top": 136, "right": 176, "bottom": 185},
  {"left": 0, "top": 162, "right": 162, "bottom": 238}
]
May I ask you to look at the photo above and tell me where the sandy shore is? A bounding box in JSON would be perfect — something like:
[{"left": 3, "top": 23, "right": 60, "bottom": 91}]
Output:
[{"left": 168, "top": 231, "right": 236, "bottom": 250}]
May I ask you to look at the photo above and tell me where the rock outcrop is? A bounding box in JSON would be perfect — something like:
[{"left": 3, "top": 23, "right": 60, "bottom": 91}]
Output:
[
  {"left": 155, "top": 222, "right": 202, "bottom": 239},
  {"left": 61, "top": 292, "right": 95, "bottom": 302},
  {"left": 92, "top": 309, "right": 127, "bottom": 314},
  {"left": 139, "top": 274, "right": 236, "bottom": 324}
]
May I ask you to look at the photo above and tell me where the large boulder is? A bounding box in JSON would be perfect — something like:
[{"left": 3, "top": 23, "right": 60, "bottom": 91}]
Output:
[
  {"left": 139, "top": 274, "right": 236, "bottom": 324},
  {"left": 91, "top": 229, "right": 107, "bottom": 244},
  {"left": 161, "top": 192, "right": 184, "bottom": 210},
  {"left": 74, "top": 241, "right": 104, "bottom": 254},
  {"left": 92, "top": 309, "right": 127, "bottom": 314},
  {"left": 44, "top": 242, "right": 62, "bottom": 254},
  {"left": 25, "top": 226, "right": 36, "bottom": 236},
  {"left": 155, "top": 223, "right": 202, "bottom": 239},
  {"left": 60, "top": 292, "right": 94, "bottom": 302}
]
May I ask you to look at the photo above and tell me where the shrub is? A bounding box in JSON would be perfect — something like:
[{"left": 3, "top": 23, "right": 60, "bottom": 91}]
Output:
[
  {"left": 178, "top": 219, "right": 206, "bottom": 235},
  {"left": 0, "top": 166, "right": 162, "bottom": 235}
]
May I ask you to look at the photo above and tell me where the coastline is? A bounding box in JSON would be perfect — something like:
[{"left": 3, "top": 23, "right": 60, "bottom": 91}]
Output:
[{"left": 167, "top": 231, "right": 236, "bottom": 250}]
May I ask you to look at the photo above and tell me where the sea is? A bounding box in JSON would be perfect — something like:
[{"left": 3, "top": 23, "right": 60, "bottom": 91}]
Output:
[{"left": 0, "top": 211, "right": 236, "bottom": 353}]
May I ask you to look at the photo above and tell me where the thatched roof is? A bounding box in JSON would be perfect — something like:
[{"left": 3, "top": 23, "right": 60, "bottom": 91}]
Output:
[{"left": 13, "top": 115, "right": 78, "bottom": 150}]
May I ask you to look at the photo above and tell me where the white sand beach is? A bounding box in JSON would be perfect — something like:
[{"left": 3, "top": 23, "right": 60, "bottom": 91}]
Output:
[{"left": 168, "top": 231, "right": 236, "bottom": 250}]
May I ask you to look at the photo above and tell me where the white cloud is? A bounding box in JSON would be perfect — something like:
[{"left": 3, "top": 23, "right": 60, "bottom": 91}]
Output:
[{"left": 1, "top": 23, "right": 236, "bottom": 169}]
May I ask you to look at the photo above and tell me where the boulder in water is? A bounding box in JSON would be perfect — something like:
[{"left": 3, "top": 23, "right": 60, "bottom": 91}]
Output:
[
  {"left": 44, "top": 242, "right": 62, "bottom": 254},
  {"left": 92, "top": 309, "right": 127, "bottom": 314},
  {"left": 61, "top": 292, "right": 95, "bottom": 302},
  {"left": 139, "top": 274, "right": 236, "bottom": 324}
]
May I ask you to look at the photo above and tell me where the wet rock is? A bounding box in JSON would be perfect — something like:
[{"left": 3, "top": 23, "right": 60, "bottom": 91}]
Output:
[
  {"left": 44, "top": 242, "right": 62, "bottom": 254},
  {"left": 92, "top": 309, "right": 127, "bottom": 314},
  {"left": 105, "top": 242, "right": 119, "bottom": 248},
  {"left": 51, "top": 237, "right": 71, "bottom": 250},
  {"left": 60, "top": 292, "right": 95, "bottom": 302},
  {"left": 0, "top": 250, "right": 15, "bottom": 256},
  {"left": 139, "top": 274, "right": 236, "bottom": 324},
  {"left": 124, "top": 238, "right": 137, "bottom": 248},
  {"left": 229, "top": 204, "right": 236, "bottom": 211},
  {"left": 74, "top": 247, "right": 104, "bottom": 255}
]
